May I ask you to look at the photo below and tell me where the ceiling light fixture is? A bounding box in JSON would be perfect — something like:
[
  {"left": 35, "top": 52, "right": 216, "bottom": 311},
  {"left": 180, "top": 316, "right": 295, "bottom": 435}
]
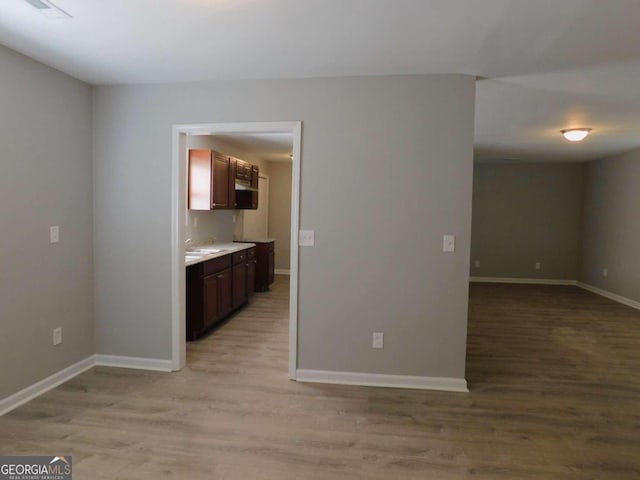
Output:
[
  {"left": 23, "top": 0, "right": 72, "bottom": 19},
  {"left": 561, "top": 128, "right": 592, "bottom": 142}
]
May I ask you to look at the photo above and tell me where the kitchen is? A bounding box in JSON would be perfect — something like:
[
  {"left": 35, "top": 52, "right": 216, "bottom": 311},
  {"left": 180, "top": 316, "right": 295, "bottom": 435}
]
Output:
[{"left": 182, "top": 132, "right": 293, "bottom": 344}]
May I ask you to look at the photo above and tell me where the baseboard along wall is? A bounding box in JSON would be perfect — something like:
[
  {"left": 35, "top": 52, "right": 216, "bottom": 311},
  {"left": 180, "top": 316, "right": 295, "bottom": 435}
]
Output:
[
  {"left": 296, "top": 369, "right": 468, "bottom": 393},
  {"left": 470, "top": 276, "right": 640, "bottom": 311},
  {"left": 4, "top": 281, "right": 637, "bottom": 416},
  {"left": 0, "top": 354, "right": 173, "bottom": 416}
]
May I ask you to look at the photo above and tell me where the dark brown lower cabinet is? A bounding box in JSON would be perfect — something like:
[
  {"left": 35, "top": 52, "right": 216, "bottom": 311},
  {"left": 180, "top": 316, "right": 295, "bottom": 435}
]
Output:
[
  {"left": 232, "top": 263, "right": 247, "bottom": 309},
  {"left": 187, "top": 246, "right": 256, "bottom": 341},
  {"left": 247, "top": 249, "right": 256, "bottom": 298},
  {"left": 253, "top": 240, "right": 275, "bottom": 292}
]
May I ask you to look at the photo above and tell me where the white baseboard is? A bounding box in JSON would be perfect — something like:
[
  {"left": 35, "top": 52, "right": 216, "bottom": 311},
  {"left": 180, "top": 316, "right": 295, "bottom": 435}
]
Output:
[
  {"left": 576, "top": 282, "right": 640, "bottom": 311},
  {"left": 296, "top": 369, "right": 468, "bottom": 393},
  {"left": 274, "top": 269, "right": 290, "bottom": 275},
  {"left": 94, "top": 354, "right": 173, "bottom": 372},
  {"left": 0, "top": 356, "right": 95, "bottom": 416},
  {"left": 1, "top": 354, "right": 174, "bottom": 416},
  {"left": 470, "top": 276, "right": 577, "bottom": 286}
]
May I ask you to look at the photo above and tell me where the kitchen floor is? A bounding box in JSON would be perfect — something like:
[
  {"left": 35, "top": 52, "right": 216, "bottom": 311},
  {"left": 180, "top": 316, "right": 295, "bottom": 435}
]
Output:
[{"left": 0, "top": 279, "right": 639, "bottom": 479}]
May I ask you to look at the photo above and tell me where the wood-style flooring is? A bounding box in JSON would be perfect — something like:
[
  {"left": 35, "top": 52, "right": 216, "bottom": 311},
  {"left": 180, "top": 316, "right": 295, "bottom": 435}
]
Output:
[{"left": 1, "top": 278, "right": 639, "bottom": 479}]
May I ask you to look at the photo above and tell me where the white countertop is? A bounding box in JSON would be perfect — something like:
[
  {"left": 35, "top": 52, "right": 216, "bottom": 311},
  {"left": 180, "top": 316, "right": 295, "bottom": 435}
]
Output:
[
  {"left": 185, "top": 242, "right": 255, "bottom": 267},
  {"left": 237, "top": 237, "right": 276, "bottom": 243}
]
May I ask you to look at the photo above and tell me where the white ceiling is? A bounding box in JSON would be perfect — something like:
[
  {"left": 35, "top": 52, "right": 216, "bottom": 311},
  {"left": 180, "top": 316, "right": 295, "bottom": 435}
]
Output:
[{"left": 1, "top": 0, "right": 639, "bottom": 162}]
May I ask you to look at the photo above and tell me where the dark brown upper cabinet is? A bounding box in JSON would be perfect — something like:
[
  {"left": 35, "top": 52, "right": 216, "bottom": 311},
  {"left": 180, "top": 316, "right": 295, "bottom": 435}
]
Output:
[
  {"left": 188, "top": 149, "right": 230, "bottom": 210},
  {"left": 233, "top": 158, "right": 259, "bottom": 210},
  {"left": 188, "top": 149, "right": 258, "bottom": 210}
]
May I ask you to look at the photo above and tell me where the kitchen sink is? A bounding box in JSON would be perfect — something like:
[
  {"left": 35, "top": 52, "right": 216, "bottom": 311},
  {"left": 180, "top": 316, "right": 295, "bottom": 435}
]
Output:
[{"left": 191, "top": 248, "right": 227, "bottom": 254}]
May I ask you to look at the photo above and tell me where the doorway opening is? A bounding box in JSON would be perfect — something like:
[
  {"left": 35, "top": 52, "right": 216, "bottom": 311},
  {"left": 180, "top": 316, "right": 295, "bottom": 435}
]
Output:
[{"left": 171, "top": 122, "right": 302, "bottom": 379}]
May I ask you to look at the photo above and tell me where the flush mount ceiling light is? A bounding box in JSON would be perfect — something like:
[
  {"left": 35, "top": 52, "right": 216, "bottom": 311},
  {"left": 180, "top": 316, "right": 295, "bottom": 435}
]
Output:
[
  {"left": 561, "top": 128, "right": 592, "bottom": 142},
  {"left": 23, "top": 0, "right": 72, "bottom": 19}
]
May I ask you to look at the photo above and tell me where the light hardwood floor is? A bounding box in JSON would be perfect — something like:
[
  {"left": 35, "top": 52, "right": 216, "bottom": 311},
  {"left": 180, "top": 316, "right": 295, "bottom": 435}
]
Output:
[{"left": 1, "top": 278, "right": 639, "bottom": 479}]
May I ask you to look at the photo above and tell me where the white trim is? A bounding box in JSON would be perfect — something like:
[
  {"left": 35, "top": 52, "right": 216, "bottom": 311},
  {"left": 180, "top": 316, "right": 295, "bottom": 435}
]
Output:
[
  {"left": 0, "top": 356, "right": 95, "bottom": 416},
  {"left": 576, "top": 282, "right": 640, "bottom": 311},
  {"left": 94, "top": 354, "right": 173, "bottom": 372},
  {"left": 171, "top": 121, "right": 302, "bottom": 380},
  {"left": 275, "top": 269, "right": 290, "bottom": 275},
  {"left": 296, "top": 369, "right": 468, "bottom": 393},
  {"left": 289, "top": 122, "right": 301, "bottom": 380},
  {"left": 470, "top": 276, "right": 577, "bottom": 286},
  {"left": 171, "top": 127, "right": 186, "bottom": 371}
]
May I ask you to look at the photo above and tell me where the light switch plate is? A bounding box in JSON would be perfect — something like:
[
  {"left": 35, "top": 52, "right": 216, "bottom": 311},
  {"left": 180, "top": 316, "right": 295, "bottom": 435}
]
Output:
[
  {"left": 443, "top": 234, "right": 455, "bottom": 252},
  {"left": 373, "top": 332, "right": 384, "bottom": 349},
  {"left": 50, "top": 226, "right": 60, "bottom": 244},
  {"left": 299, "top": 230, "right": 315, "bottom": 247},
  {"left": 53, "top": 327, "right": 62, "bottom": 346}
]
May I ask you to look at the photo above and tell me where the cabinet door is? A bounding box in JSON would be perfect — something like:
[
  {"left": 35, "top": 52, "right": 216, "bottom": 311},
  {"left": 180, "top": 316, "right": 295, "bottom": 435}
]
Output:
[
  {"left": 212, "top": 154, "right": 230, "bottom": 209},
  {"left": 232, "top": 263, "right": 247, "bottom": 308},
  {"left": 228, "top": 157, "right": 237, "bottom": 208},
  {"left": 188, "top": 149, "right": 213, "bottom": 210},
  {"left": 250, "top": 166, "right": 259, "bottom": 209},
  {"left": 268, "top": 249, "right": 275, "bottom": 285},
  {"left": 247, "top": 259, "right": 256, "bottom": 298},
  {"left": 203, "top": 274, "right": 219, "bottom": 330},
  {"left": 216, "top": 268, "right": 233, "bottom": 319}
]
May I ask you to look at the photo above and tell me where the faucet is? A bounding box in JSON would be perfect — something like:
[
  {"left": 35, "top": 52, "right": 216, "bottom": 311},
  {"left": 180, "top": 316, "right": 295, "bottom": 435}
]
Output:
[{"left": 185, "top": 238, "right": 193, "bottom": 250}]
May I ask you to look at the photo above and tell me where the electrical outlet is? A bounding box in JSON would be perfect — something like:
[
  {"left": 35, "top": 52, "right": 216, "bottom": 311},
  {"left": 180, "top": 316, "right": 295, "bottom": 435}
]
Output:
[
  {"left": 53, "top": 328, "right": 62, "bottom": 346},
  {"left": 535, "top": 262, "right": 541, "bottom": 270},
  {"left": 372, "top": 332, "right": 384, "bottom": 349},
  {"left": 603, "top": 268, "right": 608, "bottom": 277},
  {"left": 193, "top": 216, "right": 199, "bottom": 227},
  {"left": 474, "top": 260, "right": 480, "bottom": 268},
  {"left": 443, "top": 235, "right": 455, "bottom": 252}
]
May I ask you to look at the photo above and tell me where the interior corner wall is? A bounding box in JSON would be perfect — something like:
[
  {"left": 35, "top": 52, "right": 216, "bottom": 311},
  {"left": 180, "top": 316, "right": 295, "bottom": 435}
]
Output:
[
  {"left": 0, "top": 45, "right": 94, "bottom": 400},
  {"left": 93, "top": 74, "right": 475, "bottom": 380},
  {"left": 267, "top": 162, "right": 292, "bottom": 271},
  {"left": 470, "top": 162, "right": 584, "bottom": 280},
  {"left": 579, "top": 148, "right": 640, "bottom": 303}
]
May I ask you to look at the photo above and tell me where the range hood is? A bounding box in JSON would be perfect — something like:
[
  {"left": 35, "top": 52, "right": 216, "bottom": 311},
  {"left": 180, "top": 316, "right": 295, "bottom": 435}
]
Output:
[{"left": 235, "top": 179, "right": 258, "bottom": 192}]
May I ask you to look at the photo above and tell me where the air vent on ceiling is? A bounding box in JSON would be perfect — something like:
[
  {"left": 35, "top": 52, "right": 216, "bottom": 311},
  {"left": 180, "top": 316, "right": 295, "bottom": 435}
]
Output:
[{"left": 24, "top": 0, "right": 72, "bottom": 19}]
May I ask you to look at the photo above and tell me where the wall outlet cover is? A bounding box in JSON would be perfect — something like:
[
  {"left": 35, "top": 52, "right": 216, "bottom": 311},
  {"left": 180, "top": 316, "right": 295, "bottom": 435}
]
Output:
[
  {"left": 443, "top": 235, "right": 455, "bottom": 252},
  {"left": 372, "top": 332, "right": 384, "bottom": 349}
]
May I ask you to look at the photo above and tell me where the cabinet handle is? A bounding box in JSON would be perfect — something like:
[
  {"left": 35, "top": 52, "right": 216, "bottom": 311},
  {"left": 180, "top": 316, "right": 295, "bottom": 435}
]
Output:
[{"left": 217, "top": 274, "right": 223, "bottom": 279}]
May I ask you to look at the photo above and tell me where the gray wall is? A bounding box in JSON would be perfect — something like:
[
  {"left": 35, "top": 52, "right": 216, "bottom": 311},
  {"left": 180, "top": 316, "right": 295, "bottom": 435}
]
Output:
[
  {"left": 0, "top": 46, "right": 94, "bottom": 399},
  {"left": 93, "top": 75, "right": 475, "bottom": 379},
  {"left": 267, "top": 162, "right": 292, "bottom": 271},
  {"left": 579, "top": 149, "right": 640, "bottom": 302},
  {"left": 471, "top": 163, "right": 583, "bottom": 280}
]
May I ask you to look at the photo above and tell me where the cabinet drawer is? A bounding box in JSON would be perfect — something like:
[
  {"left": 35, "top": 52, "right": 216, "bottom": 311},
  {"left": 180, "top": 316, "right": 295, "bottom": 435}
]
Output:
[
  {"left": 203, "top": 255, "right": 231, "bottom": 275},
  {"left": 247, "top": 248, "right": 255, "bottom": 260},
  {"left": 232, "top": 250, "right": 247, "bottom": 265}
]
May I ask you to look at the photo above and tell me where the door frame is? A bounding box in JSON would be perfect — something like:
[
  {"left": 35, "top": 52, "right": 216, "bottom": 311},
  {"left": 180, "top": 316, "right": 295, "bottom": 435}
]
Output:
[{"left": 171, "top": 121, "right": 302, "bottom": 379}]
